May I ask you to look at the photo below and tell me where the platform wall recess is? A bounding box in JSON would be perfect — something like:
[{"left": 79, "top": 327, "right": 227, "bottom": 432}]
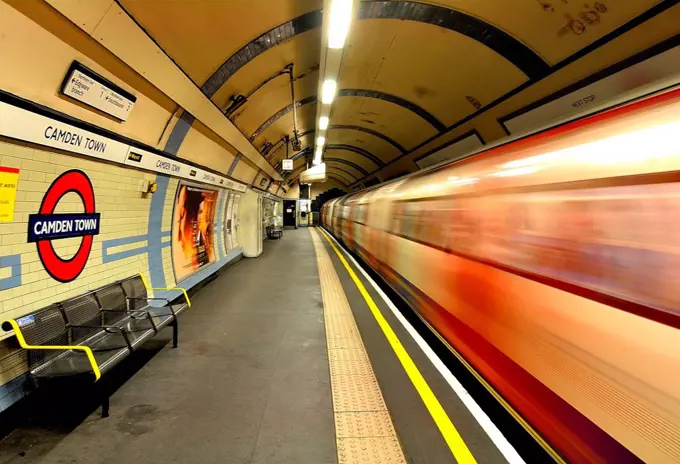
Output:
[{"left": 0, "top": 139, "right": 242, "bottom": 412}]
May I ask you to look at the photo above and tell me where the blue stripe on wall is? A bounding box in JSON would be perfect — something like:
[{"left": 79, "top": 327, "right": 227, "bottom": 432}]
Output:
[
  {"left": 0, "top": 254, "right": 22, "bottom": 291},
  {"left": 101, "top": 235, "right": 148, "bottom": 263},
  {"left": 148, "top": 175, "right": 171, "bottom": 288}
]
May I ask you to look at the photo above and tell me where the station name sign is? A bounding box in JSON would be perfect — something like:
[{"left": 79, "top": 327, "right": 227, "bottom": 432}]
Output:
[
  {"left": 61, "top": 62, "right": 136, "bottom": 121},
  {"left": 28, "top": 213, "right": 100, "bottom": 242},
  {"left": 0, "top": 100, "right": 247, "bottom": 193}
]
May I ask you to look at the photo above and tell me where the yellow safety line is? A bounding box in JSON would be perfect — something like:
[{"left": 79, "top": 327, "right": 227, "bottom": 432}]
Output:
[
  {"left": 140, "top": 274, "right": 191, "bottom": 307},
  {"left": 6, "top": 319, "right": 101, "bottom": 381},
  {"left": 317, "top": 228, "right": 477, "bottom": 464},
  {"left": 311, "top": 229, "right": 406, "bottom": 463},
  {"left": 321, "top": 228, "right": 566, "bottom": 463}
]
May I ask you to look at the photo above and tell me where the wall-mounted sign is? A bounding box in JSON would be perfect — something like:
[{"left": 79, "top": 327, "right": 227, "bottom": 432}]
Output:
[
  {"left": 0, "top": 99, "right": 248, "bottom": 193},
  {"left": 27, "top": 170, "right": 99, "bottom": 282},
  {"left": 0, "top": 166, "right": 19, "bottom": 222},
  {"left": 501, "top": 45, "right": 680, "bottom": 135},
  {"left": 124, "top": 148, "right": 247, "bottom": 192},
  {"left": 282, "top": 159, "right": 293, "bottom": 171},
  {"left": 0, "top": 101, "right": 129, "bottom": 163},
  {"left": 415, "top": 132, "right": 484, "bottom": 169},
  {"left": 61, "top": 62, "right": 136, "bottom": 121}
]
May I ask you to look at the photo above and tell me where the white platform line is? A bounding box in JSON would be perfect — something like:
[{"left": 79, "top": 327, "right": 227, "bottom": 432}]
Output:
[{"left": 325, "top": 231, "right": 525, "bottom": 464}]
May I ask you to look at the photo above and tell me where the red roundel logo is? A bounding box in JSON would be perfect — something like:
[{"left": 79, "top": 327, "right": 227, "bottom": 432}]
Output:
[{"left": 27, "top": 170, "right": 100, "bottom": 283}]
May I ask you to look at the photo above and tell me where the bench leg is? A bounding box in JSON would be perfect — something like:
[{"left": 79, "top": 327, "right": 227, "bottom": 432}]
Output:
[
  {"left": 101, "top": 395, "right": 110, "bottom": 418},
  {"left": 172, "top": 319, "right": 178, "bottom": 348}
]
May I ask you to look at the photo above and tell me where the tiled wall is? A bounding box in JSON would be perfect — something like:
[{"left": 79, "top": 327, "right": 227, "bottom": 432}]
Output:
[{"left": 0, "top": 138, "right": 243, "bottom": 412}]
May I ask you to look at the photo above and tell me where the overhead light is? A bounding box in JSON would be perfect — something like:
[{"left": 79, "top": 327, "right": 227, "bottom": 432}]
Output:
[
  {"left": 319, "top": 116, "right": 329, "bottom": 130},
  {"left": 317, "top": 136, "right": 326, "bottom": 147},
  {"left": 315, "top": 147, "right": 323, "bottom": 157},
  {"left": 328, "top": 0, "right": 353, "bottom": 49},
  {"left": 313, "top": 157, "right": 321, "bottom": 166},
  {"left": 321, "top": 79, "right": 337, "bottom": 104}
]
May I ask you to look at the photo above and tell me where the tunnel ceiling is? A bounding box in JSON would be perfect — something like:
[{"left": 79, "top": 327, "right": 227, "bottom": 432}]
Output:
[{"left": 118, "top": 0, "right": 678, "bottom": 188}]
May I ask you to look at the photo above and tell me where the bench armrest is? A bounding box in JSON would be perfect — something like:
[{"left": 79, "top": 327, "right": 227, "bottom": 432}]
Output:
[
  {"left": 139, "top": 275, "right": 191, "bottom": 308},
  {"left": 2, "top": 319, "right": 102, "bottom": 381},
  {"left": 150, "top": 288, "right": 191, "bottom": 308},
  {"left": 127, "top": 296, "right": 171, "bottom": 304}
]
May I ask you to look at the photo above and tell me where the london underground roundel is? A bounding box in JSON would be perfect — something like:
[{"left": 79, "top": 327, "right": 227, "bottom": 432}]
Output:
[{"left": 27, "top": 170, "right": 100, "bottom": 283}]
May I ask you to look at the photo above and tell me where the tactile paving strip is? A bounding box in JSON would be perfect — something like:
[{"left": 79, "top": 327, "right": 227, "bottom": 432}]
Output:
[
  {"left": 337, "top": 437, "right": 406, "bottom": 464},
  {"left": 311, "top": 229, "right": 406, "bottom": 464},
  {"left": 336, "top": 412, "right": 397, "bottom": 438},
  {"left": 332, "top": 374, "right": 387, "bottom": 412}
]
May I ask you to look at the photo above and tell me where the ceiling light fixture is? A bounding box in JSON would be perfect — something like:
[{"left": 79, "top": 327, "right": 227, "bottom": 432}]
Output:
[
  {"left": 328, "top": 0, "right": 353, "bottom": 49},
  {"left": 321, "top": 79, "right": 337, "bottom": 104},
  {"left": 319, "top": 116, "right": 329, "bottom": 130}
]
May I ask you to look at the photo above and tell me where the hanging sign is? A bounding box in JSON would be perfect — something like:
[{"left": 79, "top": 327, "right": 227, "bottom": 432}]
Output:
[
  {"left": 61, "top": 62, "right": 136, "bottom": 121},
  {"left": 282, "top": 159, "right": 294, "bottom": 171},
  {"left": 27, "top": 170, "right": 99, "bottom": 282},
  {"left": 0, "top": 166, "right": 19, "bottom": 222}
]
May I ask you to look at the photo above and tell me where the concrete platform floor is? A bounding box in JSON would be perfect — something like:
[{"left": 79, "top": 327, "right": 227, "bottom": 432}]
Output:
[{"left": 0, "top": 229, "right": 335, "bottom": 464}]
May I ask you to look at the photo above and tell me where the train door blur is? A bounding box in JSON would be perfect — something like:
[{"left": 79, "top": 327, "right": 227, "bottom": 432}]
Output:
[
  {"left": 283, "top": 200, "right": 296, "bottom": 227},
  {"left": 369, "top": 195, "right": 394, "bottom": 274}
]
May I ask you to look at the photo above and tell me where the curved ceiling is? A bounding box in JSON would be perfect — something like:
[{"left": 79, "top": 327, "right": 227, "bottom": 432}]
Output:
[{"left": 118, "top": 0, "right": 679, "bottom": 190}]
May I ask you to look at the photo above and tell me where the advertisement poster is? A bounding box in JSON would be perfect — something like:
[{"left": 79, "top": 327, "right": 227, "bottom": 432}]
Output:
[
  {"left": 224, "top": 192, "right": 234, "bottom": 252},
  {"left": 172, "top": 183, "right": 218, "bottom": 281},
  {"left": 0, "top": 166, "right": 19, "bottom": 222}
]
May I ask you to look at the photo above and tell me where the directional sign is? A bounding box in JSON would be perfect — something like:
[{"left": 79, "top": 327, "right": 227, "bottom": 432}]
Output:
[{"left": 61, "top": 62, "right": 136, "bottom": 121}]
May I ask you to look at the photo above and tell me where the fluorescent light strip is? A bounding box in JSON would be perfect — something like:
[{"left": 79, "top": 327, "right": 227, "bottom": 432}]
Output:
[
  {"left": 322, "top": 79, "right": 337, "bottom": 104},
  {"left": 328, "top": 0, "right": 353, "bottom": 49},
  {"left": 319, "top": 116, "right": 329, "bottom": 130}
]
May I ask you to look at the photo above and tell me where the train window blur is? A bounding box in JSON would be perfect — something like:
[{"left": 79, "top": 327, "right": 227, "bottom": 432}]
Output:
[
  {"left": 387, "top": 180, "right": 680, "bottom": 315},
  {"left": 355, "top": 204, "right": 367, "bottom": 224}
]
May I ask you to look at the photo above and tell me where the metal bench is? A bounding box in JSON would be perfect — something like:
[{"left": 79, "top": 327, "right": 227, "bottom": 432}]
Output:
[
  {"left": 1, "top": 274, "right": 190, "bottom": 417},
  {"left": 267, "top": 224, "right": 284, "bottom": 239}
]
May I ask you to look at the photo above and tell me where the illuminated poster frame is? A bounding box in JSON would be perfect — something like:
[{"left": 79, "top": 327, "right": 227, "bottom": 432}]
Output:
[{"left": 171, "top": 182, "right": 219, "bottom": 282}]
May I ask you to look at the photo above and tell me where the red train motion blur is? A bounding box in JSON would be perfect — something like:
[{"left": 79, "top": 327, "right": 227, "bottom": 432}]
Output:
[{"left": 322, "top": 88, "right": 680, "bottom": 463}]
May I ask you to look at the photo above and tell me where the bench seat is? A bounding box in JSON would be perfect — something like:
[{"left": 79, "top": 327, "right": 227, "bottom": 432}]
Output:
[{"left": 2, "top": 274, "right": 191, "bottom": 417}]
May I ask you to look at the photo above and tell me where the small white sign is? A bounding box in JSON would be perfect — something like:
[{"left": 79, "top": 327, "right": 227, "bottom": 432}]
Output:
[
  {"left": 61, "top": 64, "right": 135, "bottom": 121},
  {"left": 282, "top": 159, "right": 294, "bottom": 171}
]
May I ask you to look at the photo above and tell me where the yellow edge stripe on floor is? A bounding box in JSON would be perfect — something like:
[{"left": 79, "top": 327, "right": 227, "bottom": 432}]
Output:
[
  {"left": 316, "top": 227, "right": 478, "bottom": 464},
  {"left": 310, "top": 229, "right": 406, "bottom": 464}
]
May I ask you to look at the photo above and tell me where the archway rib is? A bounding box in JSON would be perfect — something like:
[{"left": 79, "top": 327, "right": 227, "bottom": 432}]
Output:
[{"left": 201, "top": 2, "right": 547, "bottom": 95}]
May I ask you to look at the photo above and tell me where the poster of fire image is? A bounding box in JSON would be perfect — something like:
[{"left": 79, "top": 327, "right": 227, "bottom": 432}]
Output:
[{"left": 172, "top": 184, "right": 218, "bottom": 281}]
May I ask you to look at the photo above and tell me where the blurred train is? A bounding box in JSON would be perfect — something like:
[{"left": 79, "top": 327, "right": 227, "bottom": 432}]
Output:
[{"left": 322, "top": 87, "right": 680, "bottom": 463}]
